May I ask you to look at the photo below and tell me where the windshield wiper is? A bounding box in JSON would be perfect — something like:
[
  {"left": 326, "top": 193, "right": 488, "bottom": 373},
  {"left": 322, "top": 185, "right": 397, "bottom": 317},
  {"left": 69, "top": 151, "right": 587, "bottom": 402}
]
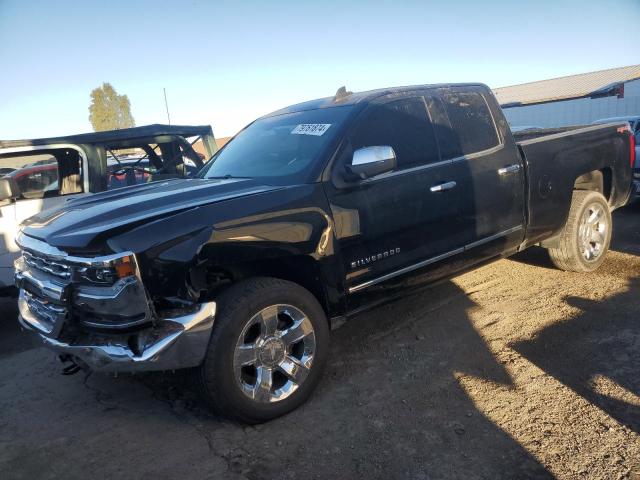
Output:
[{"left": 206, "top": 174, "right": 252, "bottom": 180}]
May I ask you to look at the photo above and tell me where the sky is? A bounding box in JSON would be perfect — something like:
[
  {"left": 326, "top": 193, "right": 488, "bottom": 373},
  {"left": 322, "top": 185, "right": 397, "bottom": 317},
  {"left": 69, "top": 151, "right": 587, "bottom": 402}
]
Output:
[{"left": 0, "top": 0, "right": 638, "bottom": 139}]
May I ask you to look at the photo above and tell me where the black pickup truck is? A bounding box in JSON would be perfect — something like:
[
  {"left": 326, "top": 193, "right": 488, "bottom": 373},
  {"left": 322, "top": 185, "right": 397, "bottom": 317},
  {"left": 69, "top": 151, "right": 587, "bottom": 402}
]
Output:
[{"left": 15, "top": 84, "right": 634, "bottom": 422}]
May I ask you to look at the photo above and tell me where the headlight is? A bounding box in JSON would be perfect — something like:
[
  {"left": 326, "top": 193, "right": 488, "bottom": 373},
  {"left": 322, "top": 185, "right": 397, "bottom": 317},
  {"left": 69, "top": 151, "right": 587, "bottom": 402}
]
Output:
[{"left": 75, "top": 253, "right": 137, "bottom": 285}]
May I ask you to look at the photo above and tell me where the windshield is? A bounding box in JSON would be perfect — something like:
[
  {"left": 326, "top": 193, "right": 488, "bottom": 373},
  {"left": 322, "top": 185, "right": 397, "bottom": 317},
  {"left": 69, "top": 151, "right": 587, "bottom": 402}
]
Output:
[{"left": 201, "top": 106, "right": 352, "bottom": 183}]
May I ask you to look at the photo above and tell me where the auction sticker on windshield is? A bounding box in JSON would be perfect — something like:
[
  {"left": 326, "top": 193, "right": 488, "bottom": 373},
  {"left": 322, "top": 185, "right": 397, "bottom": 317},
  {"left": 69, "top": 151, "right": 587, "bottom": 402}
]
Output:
[{"left": 291, "top": 124, "right": 332, "bottom": 136}]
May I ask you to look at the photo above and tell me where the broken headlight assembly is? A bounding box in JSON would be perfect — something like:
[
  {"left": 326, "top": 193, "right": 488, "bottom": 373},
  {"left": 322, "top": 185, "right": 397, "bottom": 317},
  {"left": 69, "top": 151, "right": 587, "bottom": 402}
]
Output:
[{"left": 74, "top": 253, "right": 137, "bottom": 285}]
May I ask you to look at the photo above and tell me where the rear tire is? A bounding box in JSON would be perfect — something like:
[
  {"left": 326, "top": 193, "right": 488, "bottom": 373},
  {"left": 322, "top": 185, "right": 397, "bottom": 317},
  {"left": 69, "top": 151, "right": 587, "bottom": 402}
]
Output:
[
  {"left": 195, "top": 277, "right": 329, "bottom": 423},
  {"left": 547, "top": 190, "right": 612, "bottom": 272}
]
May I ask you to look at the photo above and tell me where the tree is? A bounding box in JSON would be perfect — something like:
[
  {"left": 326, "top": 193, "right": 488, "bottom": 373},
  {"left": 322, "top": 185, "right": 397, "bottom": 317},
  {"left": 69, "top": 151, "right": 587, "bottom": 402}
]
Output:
[{"left": 88, "top": 82, "right": 135, "bottom": 132}]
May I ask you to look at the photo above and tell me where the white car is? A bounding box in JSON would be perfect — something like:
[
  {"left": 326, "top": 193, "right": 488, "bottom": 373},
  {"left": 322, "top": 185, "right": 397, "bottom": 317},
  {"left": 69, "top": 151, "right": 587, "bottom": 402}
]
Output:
[{"left": 0, "top": 124, "right": 217, "bottom": 291}]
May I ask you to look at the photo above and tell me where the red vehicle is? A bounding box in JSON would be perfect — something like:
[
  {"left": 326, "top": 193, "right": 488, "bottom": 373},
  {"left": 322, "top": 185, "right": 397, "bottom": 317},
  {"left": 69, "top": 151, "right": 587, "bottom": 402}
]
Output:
[{"left": 4, "top": 161, "right": 59, "bottom": 198}]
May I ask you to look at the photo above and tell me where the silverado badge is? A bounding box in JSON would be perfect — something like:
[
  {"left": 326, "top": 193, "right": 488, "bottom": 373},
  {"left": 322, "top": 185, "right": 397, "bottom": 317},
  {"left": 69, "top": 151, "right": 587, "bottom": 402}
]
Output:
[{"left": 351, "top": 248, "right": 401, "bottom": 269}]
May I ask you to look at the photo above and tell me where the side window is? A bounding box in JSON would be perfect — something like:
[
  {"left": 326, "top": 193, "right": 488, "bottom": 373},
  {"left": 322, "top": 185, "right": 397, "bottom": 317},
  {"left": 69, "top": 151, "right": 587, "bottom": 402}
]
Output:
[
  {"left": 1, "top": 153, "right": 60, "bottom": 200},
  {"left": 350, "top": 96, "right": 439, "bottom": 170},
  {"left": 1, "top": 149, "right": 84, "bottom": 200},
  {"left": 439, "top": 91, "right": 500, "bottom": 157}
]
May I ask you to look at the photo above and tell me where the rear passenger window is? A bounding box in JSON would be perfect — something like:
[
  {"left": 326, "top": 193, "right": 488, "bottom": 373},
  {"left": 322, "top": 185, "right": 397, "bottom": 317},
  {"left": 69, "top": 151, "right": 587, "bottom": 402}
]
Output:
[
  {"left": 351, "top": 97, "right": 439, "bottom": 170},
  {"left": 439, "top": 91, "right": 499, "bottom": 157}
]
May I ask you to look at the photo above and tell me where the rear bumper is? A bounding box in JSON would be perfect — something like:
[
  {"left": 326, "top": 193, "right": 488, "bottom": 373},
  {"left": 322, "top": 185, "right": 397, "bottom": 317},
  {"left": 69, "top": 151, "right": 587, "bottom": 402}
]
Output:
[
  {"left": 632, "top": 180, "right": 640, "bottom": 199},
  {"left": 19, "top": 299, "right": 216, "bottom": 372}
]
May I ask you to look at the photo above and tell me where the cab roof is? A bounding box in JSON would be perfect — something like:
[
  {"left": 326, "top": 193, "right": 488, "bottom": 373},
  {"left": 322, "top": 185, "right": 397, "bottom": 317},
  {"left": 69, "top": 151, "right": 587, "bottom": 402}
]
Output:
[{"left": 266, "top": 83, "right": 489, "bottom": 117}]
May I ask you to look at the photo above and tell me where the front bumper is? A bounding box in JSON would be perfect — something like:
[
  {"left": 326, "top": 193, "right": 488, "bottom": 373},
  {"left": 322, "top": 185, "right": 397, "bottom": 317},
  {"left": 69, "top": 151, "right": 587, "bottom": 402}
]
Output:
[
  {"left": 18, "top": 299, "right": 216, "bottom": 372},
  {"left": 15, "top": 233, "right": 216, "bottom": 372}
]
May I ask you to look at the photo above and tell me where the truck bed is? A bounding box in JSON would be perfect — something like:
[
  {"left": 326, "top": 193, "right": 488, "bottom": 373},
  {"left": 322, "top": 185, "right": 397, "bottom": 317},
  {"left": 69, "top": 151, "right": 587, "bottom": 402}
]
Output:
[{"left": 515, "top": 123, "right": 633, "bottom": 248}]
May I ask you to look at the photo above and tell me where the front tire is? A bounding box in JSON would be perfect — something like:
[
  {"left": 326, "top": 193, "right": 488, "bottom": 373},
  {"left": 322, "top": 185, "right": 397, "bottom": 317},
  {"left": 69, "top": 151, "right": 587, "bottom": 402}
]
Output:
[
  {"left": 196, "top": 277, "right": 329, "bottom": 423},
  {"left": 547, "top": 190, "right": 612, "bottom": 272}
]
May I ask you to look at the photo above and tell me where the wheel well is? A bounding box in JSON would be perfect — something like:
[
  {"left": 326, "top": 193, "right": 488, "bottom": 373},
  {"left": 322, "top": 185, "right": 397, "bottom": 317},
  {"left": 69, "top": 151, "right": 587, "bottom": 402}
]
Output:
[
  {"left": 201, "top": 256, "right": 330, "bottom": 317},
  {"left": 573, "top": 168, "right": 612, "bottom": 202}
]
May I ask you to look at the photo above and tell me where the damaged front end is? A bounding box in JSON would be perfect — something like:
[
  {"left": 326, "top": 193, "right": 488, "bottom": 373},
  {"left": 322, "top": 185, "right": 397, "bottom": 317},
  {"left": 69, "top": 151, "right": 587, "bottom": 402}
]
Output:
[{"left": 14, "top": 232, "right": 215, "bottom": 373}]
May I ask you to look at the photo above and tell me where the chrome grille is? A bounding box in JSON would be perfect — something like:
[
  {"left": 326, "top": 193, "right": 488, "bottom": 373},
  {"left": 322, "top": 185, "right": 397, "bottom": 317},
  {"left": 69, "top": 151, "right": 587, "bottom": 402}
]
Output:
[
  {"left": 23, "top": 250, "right": 72, "bottom": 280},
  {"left": 20, "top": 289, "right": 68, "bottom": 335}
]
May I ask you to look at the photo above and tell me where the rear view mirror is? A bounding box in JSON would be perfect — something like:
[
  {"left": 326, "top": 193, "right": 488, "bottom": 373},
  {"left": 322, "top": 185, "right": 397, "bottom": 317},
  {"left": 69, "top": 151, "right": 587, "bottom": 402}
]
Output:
[
  {"left": 0, "top": 178, "right": 19, "bottom": 202},
  {"left": 345, "top": 145, "right": 397, "bottom": 181}
]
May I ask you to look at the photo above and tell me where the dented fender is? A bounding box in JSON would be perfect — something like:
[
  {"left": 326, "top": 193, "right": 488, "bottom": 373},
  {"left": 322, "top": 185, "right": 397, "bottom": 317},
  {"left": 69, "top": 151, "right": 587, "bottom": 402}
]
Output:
[{"left": 105, "top": 183, "right": 346, "bottom": 316}]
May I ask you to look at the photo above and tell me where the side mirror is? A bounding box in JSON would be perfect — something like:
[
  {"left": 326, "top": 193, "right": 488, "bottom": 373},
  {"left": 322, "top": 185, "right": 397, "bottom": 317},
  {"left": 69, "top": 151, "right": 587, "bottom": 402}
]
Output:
[
  {"left": 0, "top": 178, "right": 19, "bottom": 202},
  {"left": 345, "top": 146, "right": 397, "bottom": 181}
]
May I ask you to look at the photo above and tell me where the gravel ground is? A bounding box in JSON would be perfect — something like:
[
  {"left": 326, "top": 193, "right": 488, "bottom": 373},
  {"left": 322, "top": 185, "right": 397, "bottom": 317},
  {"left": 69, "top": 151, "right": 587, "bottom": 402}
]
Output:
[{"left": 1, "top": 204, "right": 639, "bottom": 479}]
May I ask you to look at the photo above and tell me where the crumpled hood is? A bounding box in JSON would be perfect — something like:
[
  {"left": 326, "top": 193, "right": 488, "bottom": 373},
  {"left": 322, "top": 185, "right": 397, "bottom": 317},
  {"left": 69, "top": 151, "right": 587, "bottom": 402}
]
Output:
[{"left": 21, "top": 178, "right": 283, "bottom": 249}]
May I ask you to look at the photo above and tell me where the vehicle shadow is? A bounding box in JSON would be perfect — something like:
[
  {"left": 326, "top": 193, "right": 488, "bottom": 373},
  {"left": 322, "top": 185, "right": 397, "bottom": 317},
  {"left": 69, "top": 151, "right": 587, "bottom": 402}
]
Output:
[
  {"left": 1, "top": 281, "right": 555, "bottom": 478},
  {"left": 508, "top": 244, "right": 555, "bottom": 269},
  {"left": 136, "top": 280, "right": 552, "bottom": 479},
  {"left": 511, "top": 278, "right": 640, "bottom": 435}
]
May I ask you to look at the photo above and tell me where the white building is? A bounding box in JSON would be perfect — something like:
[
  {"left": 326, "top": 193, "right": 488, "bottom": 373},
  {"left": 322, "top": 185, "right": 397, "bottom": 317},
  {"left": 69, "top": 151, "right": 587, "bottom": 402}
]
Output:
[{"left": 493, "top": 64, "right": 640, "bottom": 128}]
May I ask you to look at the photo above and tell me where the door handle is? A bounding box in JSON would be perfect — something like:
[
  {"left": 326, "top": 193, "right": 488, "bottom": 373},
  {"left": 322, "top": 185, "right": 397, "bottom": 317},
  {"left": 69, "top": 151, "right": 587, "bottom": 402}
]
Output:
[
  {"left": 498, "top": 164, "right": 521, "bottom": 176},
  {"left": 429, "top": 181, "right": 457, "bottom": 193}
]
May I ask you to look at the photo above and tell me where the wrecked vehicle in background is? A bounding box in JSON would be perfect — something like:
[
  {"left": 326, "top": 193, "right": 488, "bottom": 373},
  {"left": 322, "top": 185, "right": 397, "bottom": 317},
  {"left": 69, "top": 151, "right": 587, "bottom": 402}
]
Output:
[{"left": 0, "top": 125, "right": 217, "bottom": 291}]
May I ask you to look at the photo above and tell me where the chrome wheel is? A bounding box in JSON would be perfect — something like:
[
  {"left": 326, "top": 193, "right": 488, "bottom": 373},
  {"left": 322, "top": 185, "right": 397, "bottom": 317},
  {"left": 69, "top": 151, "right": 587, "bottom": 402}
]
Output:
[
  {"left": 578, "top": 202, "right": 608, "bottom": 261},
  {"left": 233, "top": 304, "right": 316, "bottom": 403}
]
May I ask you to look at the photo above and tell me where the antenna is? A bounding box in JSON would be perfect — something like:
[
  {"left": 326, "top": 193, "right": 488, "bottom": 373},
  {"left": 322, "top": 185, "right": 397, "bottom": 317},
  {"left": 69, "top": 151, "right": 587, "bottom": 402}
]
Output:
[{"left": 163, "top": 88, "right": 171, "bottom": 125}]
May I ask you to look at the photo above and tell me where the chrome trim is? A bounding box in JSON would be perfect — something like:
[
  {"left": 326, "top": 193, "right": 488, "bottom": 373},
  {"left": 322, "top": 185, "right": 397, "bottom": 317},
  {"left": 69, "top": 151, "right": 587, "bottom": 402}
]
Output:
[
  {"left": 360, "top": 158, "right": 452, "bottom": 184},
  {"left": 14, "top": 261, "right": 66, "bottom": 302},
  {"left": 81, "top": 317, "right": 149, "bottom": 330},
  {"left": 19, "top": 302, "right": 217, "bottom": 372},
  {"left": 72, "top": 276, "right": 151, "bottom": 329},
  {"left": 16, "top": 232, "right": 134, "bottom": 267},
  {"left": 430, "top": 181, "right": 457, "bottom": 193},
  {"left": 233, "top": 304, "right": 316, "bottom": 403},
  {"left": 449, "top": 142, "right": 505, "bottom": 164},
  {"left": 348, "top": 225, "right": 523, "bottom": 294},
  {"left": 577, "top": 202, "right": 608, "bottom": 261},
  {"left": 464, "top": 225, "right": 523, "bottom": 250},
  {"left": 349, "top": 247, "right": 464, "bottom": 293},
  {"left": 15, "top": 234, "right": 151, "bottom": 334},
  {"left": 23, "top": 249, "right": 72, "bottom": 279},
  {"left": 352, "top": 145, "right": 396, "bottom": 166},
  {"left": 15, "top": 233, "right": 214, "bottom": 372},
  {"left": 18, "top": 289, "right": 67, "bottom": 337},
  {"left": 73, "top": 277, "right": 140, "bottom": 300},
  {"left": 359, "top": 144, "right": 506, "bottom": 185},
  {"left": 498, "top": 164, "right": 522, "bottom": 176}
]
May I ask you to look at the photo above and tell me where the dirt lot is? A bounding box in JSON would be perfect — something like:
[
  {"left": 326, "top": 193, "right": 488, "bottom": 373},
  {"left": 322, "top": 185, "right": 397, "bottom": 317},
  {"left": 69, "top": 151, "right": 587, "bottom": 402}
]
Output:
[{"left": 1, "top": 204, "right": 639, "bottom": 480}]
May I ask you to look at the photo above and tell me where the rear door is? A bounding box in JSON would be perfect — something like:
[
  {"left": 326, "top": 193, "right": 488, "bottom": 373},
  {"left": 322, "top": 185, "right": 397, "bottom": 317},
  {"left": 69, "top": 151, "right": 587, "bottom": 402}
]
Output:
[
  {"left": 434, "top": 87, "right": 525, "bottom": 257},
  {"left": 325, "top": 92, "right": 467, "bottom": 311}
]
